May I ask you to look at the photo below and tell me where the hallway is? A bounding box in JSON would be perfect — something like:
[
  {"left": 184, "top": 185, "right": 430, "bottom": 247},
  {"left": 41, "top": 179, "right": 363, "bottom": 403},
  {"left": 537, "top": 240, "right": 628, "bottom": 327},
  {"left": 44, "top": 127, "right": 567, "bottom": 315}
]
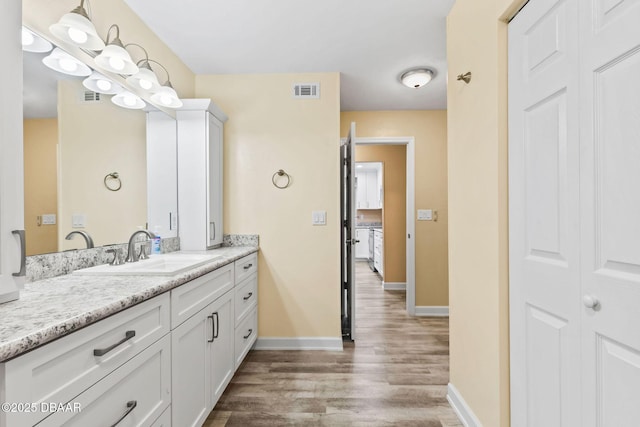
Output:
[{"left": 206, "top": 261, "right": 460, "bottom": 426}]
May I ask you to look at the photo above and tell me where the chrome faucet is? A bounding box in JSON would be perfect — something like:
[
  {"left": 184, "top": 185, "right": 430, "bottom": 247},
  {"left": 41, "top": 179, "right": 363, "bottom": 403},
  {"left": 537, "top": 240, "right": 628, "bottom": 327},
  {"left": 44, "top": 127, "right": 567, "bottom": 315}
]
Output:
[
  {"left": 65, "top": 230, "right": 94, "bottom": 249},
  {"left": 125, "top": 230, "right": 156, "bottom": 263}
]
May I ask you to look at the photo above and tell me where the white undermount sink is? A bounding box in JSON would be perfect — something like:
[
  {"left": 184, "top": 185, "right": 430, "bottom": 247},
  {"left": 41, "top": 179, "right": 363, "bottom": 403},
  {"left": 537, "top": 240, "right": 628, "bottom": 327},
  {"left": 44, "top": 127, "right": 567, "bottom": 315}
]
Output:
[{"left": 74, "top": 253, "right": 222, "bottom": 276}]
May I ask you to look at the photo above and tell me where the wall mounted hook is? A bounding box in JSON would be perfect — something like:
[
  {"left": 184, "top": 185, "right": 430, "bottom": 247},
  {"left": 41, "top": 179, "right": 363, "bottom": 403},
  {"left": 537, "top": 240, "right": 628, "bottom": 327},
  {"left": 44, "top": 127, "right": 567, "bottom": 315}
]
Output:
[{"left": 457, "top": 72, "right": 472, "bottom": 84}]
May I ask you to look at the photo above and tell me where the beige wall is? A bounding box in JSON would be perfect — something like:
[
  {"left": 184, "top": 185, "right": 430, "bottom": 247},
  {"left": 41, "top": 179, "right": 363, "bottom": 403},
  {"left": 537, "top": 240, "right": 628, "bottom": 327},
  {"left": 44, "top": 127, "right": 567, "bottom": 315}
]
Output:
[
  {"left": 356, "top": 146, "right": 406, "bottom": 283},
  {"left": 447, "top": 0, "right": 522, "bottom": 425},
  {"left": 23, "top": 0, "right": 195, "bottom": 97},
  {"left": 196, "top": 73, "right": 342, "bottom": 338},
  {"left": 341, "top": 111, "right": 448, "bottom": 306},
  {"left": 57, "top": 80, "right": 147, "bottom": 250},
  {"left": 23, "top": 118, "right": 58, "bottom": 255}
]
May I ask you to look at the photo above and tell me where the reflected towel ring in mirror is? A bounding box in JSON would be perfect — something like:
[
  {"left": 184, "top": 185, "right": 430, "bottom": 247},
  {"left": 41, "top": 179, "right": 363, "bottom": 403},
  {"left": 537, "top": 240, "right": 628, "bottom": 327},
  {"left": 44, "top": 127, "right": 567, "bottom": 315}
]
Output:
[
  {"left": 104, "top": 172, "right": 122, "bottom": 191},
  {"left": 272, "top": 169, "right": 291, "bottom": 189}
]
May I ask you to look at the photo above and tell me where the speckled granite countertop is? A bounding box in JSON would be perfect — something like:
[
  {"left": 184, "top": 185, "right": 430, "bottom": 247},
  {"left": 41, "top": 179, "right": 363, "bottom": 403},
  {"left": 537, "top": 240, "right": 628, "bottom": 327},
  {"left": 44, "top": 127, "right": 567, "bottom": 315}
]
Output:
[{"left": 0, "top": 246, "right": 258, "bottom": 363}]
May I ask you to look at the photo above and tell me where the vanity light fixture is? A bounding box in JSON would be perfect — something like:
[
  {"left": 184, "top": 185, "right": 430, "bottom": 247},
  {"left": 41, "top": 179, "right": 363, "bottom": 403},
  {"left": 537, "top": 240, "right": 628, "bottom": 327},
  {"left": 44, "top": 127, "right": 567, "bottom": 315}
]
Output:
[
  {"left": 49, "top": 0, "right": 105, "bottom": 51},
  {"left": 399, "top": 68, "right": 435, "bottom": 88},
  {"left": 42, "top": 47, "right": 92, "bottom": 77},
  {"left": 22, "top": 27, "right": 53, "bottom": 53},
  {"left": 147, "top": 60, "right": 183, "bottom": 108},
  {"left": 95, "top": 25, "right": 139, "bottom": 75},
  {"left": 83, "top": 71, "right": 123, "bottom": 95},
  {"left": 125, "top": 44, "right": 161, "bottom": 93},
  {"left": 112, "top": 91, "right": 146, "bottom": 109}
]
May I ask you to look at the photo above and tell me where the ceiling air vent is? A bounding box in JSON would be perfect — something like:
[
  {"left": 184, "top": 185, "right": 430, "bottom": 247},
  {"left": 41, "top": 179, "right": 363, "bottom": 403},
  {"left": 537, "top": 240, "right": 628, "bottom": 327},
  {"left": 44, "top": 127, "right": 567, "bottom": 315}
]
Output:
[{"left": 293, "top": 83, "right": 320, "bottom": 99}]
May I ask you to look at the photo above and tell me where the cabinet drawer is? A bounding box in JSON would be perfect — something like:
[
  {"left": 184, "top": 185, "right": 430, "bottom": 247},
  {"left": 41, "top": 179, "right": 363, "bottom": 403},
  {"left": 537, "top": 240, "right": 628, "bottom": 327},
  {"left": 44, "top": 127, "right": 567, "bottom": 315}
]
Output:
[
  {"left": 234, "top": 253, "right": 257, "bottom": 284},
  {"left": 2, "top": 294, "right": 170, "bottom": 427},
  {"left": 234, "top": 273, "right": 257, "bottom": 325},
  {"left": 151, "top": 406, "right": 171, "bottom": 427},
  {"left": 171, "top": 264, "right": 234, "bottom": 329},
  {"left": 38, "top": 334, "right": 171, "bottom": 427},
  {"left": 234, "top": 308, "right": 257, "bottom": 370}
]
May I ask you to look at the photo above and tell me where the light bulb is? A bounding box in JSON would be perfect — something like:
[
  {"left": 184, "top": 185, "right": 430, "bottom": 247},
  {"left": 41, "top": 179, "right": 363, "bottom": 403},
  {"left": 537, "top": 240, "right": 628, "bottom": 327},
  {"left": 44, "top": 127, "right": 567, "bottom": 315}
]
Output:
[
  {"left": 22, "top": 28, "right": 34, "bottom": 46},
  {"left": 160, "top": 94, "right": 173, "bottom": 106},
  {"left": 109, "top": 56, "right": 125, "bottom": 71},
  {"left": 67, "top": 27, "right": 88, "bottom": 44},
  {"left": 139, "top": 79, "right": 153, "bottom": 90},
  {"left": 59, "top": 58, "right": 78, "bottom": 72},
  {"left": 96, "top": 79, "right": 112, "bottom": 91},
  {"left": 124, "top": 95, "right": 137, "bottom": 107}
]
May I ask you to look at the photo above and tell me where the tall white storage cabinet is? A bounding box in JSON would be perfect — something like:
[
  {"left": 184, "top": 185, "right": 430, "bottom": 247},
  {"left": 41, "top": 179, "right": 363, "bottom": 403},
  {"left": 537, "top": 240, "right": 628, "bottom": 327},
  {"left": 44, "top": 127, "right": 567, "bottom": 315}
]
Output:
[
  {"left": 177, "top": 100, "right": 227, "bottom": 250},
  {"left": 0, "top": 0, "right": 25, "bottom": 303}
]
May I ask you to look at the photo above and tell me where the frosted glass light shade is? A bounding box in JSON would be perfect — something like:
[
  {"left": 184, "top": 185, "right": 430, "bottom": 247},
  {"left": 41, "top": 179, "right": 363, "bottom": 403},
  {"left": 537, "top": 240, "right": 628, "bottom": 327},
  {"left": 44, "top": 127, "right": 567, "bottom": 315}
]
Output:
[
  {"left": 95, "top": 44, "right": 139, "bottom": 75},
  {"left": 83, "top": 71, "right": 123, "bottom": 95},
  {"left": 49, "top": 12, "right": 105, "bottom": 51},
  {"left": 126, "top": 67, "right": 160, "bottom": 93},
  {"left": 22, "top": 27, "right": 53, "bottom": 53},
  {"left": 400, "top": 69, "right": 434, "bottom": 88},
  {"left": 112, "top": 91, "right": 146, "bottom": 109},
  {"left": 150, "top": 85, "right": 183, "bottom": 108},
  {"left": 42, "top": 47, "right": 91, "bottom": 77}
]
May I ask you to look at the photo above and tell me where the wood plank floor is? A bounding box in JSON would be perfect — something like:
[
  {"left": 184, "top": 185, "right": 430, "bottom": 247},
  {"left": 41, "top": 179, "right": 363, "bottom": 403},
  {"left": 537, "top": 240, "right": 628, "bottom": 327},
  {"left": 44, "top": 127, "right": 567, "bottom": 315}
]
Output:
[{"left": 205, "top": 261, "right": 461, "bottom": 426}]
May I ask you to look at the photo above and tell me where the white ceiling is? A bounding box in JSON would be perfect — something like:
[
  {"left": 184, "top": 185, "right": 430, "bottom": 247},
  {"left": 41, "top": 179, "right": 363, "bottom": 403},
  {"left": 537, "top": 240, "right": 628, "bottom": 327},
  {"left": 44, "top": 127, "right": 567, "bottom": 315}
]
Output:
[{"left": 123, "top": 0, "right": 455, "bottom": 111}]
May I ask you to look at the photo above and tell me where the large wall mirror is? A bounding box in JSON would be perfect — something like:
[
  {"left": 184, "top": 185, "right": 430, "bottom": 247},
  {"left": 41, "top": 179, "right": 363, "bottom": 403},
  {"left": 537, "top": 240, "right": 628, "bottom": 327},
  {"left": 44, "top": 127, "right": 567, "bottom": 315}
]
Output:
[{"left": 22, "top": 20, "right": 178, "bottom": 256}]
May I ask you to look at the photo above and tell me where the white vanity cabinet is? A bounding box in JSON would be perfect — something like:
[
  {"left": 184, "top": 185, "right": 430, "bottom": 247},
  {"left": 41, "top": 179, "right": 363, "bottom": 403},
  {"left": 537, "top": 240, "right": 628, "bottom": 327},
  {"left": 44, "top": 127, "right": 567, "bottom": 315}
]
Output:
[
  {"left": 0, "top": 294, "right": 171, "bottom": 427},
  {"left": 233, "top": 253, "right": 258, "bottom": 369},
  {"left": 0, "top": 0, "right": 25, "bottom": 303},
  {"left": 177, "top": 100, "right": 227, "bottom": 250},
  {"left": 171, "top": 265, "right": 235, "bottom": 427}
]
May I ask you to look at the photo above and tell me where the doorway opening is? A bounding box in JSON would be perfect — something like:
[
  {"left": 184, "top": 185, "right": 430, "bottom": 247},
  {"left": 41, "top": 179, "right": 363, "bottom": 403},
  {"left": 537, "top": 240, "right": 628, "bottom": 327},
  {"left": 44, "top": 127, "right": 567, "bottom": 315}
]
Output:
[{"left": 341, "top": 127, "right": 416, "bottom": 341}]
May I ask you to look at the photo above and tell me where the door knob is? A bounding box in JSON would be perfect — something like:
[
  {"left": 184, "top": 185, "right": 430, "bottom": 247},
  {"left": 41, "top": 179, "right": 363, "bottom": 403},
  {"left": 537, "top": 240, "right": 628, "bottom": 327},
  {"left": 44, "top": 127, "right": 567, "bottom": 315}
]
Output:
[{"left": 583, "top": 295, "right": 599, "bottom": 310}]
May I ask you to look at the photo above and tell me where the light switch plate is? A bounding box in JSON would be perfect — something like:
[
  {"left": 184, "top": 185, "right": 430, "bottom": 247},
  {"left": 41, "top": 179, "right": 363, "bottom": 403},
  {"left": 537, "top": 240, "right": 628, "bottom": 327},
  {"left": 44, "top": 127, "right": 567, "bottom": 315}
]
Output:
[
  {"left": 72, "top": 214, "right": 86, "bottom": 228},
  {"left": 417, "top": 209, "right": 433, "bottom": 221},
  {"left": 42, "top": 214, "right": 56, "bottom": 225},
  {"left": 312, "top": 211, "right": 327, "bottom": 226}
]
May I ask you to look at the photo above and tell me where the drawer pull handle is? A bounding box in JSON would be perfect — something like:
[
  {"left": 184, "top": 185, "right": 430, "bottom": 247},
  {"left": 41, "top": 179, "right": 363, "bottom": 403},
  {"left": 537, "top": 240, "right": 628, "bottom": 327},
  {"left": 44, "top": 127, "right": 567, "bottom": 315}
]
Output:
[
  {"left": 207, "top": 314, "right": 215, "bottom": 343},
  {"left": 243, "top": 292, "right": 253, "bottom": 301},
  {"left": 243, "top": 328, "right": 253, "bottom": 339},
  {"left": 243, "top": 263, "right": 253, "bottom": 270},
  {"left": 213, "top": 312, "right": 220, "bottom": 339},
  {"left": 110, "top": 400, "right": 137, "bottom": 427},
  {"left": 94, "top": 331, "right": 136, "bottom": 357}
]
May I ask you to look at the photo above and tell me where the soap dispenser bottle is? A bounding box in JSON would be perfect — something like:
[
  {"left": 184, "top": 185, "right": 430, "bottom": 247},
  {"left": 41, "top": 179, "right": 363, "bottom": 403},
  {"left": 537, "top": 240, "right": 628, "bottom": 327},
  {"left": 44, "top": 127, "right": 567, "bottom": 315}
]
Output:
[{"left": 152, "top": 226, "right": 162, "bottom": 254}]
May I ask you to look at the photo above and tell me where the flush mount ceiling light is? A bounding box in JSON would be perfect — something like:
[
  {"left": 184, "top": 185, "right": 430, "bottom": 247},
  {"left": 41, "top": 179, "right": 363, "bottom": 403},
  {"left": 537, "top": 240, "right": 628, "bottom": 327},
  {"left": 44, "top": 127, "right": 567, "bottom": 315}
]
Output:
[
  {"left": 83, "top": 71, "right": 123, "bottom": 95},
  {"left": 95, "top": 25, "right": 139, "bottom": 75},
  {"left": 49, "top": 0, "right": 105, "bottom": 51},
  {"left": 399, "top": 68, "right": 435, "bottom": 89},
  {"left": 112, "top": 91, "right": 146, "bottom": 109},
  {"left": 22, "top": 27, "right": 53, "bottom": 53},
  {"left": 42, "top": 47, "right": 92, "bottom": 76},
  {"left": 125, "top": 45, "right": 161, "bottom": 93}
]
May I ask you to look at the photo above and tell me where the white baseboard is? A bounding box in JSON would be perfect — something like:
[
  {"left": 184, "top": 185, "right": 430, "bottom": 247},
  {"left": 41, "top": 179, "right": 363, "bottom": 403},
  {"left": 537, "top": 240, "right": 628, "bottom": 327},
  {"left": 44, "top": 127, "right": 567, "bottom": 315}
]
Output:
[
  {"left": 414, "top": 306, "right": 449, "bottom": 316},
  {"left": 253, "top": 337, "right": 343, "bottom": 351},
  {"left": 447, "top": 383, "right": 482, "bottom": 427},
  {"left": 382, "top": 281, "right": 406, "bottom": 290}
]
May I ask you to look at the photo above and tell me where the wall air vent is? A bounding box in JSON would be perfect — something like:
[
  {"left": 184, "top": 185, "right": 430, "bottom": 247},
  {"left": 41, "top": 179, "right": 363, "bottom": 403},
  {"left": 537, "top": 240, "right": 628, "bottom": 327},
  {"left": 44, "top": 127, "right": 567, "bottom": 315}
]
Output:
[
  {"left": 82, "top": 90, "right": 102, "bottom": 103},
  {"left": 293, "top": 83, "right": 320, "bottom": 99}
]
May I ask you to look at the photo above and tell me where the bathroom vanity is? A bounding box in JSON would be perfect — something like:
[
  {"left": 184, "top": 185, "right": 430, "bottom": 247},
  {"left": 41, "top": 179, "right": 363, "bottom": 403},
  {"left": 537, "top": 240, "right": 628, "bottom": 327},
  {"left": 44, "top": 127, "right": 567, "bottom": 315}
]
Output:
[{"left": 0, "top": 246, "right": 258, "bottom": 427}]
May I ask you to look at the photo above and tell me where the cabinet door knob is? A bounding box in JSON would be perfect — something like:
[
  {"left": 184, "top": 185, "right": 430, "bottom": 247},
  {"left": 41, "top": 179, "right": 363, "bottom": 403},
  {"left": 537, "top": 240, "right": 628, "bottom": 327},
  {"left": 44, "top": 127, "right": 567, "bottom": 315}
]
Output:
[{"left": 583, "top": 295, "right": 600, "bottom": 310}]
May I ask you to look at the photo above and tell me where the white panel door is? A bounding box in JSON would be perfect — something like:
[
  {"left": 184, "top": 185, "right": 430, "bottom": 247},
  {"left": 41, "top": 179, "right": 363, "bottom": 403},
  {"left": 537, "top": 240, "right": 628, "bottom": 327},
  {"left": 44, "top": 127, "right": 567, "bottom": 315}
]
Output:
[
  {"left": 579, "top": 1, "right": 640, "bottom": 425},
  {"left": 508, "top": 0, "right": 581, "bottom": 425}
]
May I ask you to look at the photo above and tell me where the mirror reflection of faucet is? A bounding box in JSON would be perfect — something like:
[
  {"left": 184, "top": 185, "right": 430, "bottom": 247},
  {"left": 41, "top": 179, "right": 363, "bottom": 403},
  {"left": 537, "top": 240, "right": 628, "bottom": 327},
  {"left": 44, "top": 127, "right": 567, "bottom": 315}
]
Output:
[{"left": 64, "top": 231, "right": 94, "bottom": 249}]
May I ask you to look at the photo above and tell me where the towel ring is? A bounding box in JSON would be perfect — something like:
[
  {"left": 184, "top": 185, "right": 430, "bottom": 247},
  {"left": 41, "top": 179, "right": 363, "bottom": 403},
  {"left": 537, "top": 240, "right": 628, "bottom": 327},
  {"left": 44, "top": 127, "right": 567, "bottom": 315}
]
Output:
[
  {"left": 104, "top": 172, "right": 122, "bottom": 192},
  {"left": 272, "top": 169, "right": 291, "bottom": 189}
]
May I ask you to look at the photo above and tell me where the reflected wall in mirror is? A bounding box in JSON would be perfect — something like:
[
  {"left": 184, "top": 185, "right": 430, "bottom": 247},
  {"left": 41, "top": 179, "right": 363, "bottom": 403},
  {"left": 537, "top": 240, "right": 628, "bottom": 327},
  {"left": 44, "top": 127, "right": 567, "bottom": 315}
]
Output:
[{"left": 23, "top": 32, "right": 177, "bottom": 256}]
